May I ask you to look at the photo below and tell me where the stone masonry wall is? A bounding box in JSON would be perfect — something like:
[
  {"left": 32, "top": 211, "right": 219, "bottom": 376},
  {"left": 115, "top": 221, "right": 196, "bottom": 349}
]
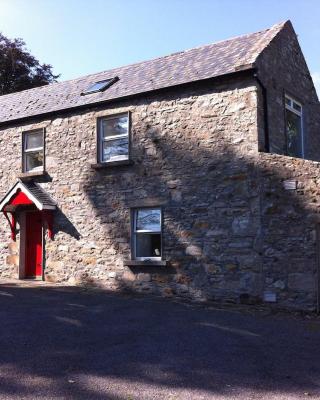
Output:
[
  {"left": 253, "top": 20, "right": 320, "bottom": 309},
  {"left": 0, "top": 73, "right": 319, "bottom": 310},
  {"left": 256, "top": 20, "right": 320, "bottom": 161},
  {"left": 257, "top": 153, "right": 320, "bottom": 309}
]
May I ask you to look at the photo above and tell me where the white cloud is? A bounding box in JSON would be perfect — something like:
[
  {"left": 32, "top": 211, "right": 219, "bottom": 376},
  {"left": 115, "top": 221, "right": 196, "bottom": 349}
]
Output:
[{"left": 312, "top": 72, "right": 320, "bottom": 97}]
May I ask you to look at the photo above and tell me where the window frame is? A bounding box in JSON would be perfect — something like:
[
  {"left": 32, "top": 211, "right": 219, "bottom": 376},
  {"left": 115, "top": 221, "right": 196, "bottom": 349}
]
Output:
[
  {"left": 97, "top": 112, "right": 131, "bottom": 164},
  {"left": 131, "top": 207, "right": 163, "bottom": 262},
  {"left": 22, "top": 128, "right": 45, "bottom": 173},
  {"left": 284, "top": 94, "right": 304, "bottom": 158}
]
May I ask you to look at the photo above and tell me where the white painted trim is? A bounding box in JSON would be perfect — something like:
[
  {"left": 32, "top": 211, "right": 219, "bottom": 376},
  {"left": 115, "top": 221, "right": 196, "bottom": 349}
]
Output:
[
  {"left": 133, "top": 208, "right": 163, "bottom": 260},
  {"left": 24, "top": 147, "right": 43, "bottom": 153},
  {"left": 285, "top": 95, "right": 302, "bottom": 116},
  {"left": 99, "top": 113, "right": 129, "bottom": 163},
  {"left": 285, "top": 94, "right": 304, "bottom": 159}
]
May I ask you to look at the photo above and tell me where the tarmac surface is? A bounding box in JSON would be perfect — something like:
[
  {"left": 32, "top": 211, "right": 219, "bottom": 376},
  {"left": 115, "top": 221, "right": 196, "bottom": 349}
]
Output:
[{"left": 0, "top": 281, "right": 319, "bottom": 399}]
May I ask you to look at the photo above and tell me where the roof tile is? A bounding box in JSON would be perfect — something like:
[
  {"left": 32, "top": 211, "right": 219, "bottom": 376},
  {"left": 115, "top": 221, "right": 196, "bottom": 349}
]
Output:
[{"left": 0, "top": 21, "right": 287, "bottom": 124}]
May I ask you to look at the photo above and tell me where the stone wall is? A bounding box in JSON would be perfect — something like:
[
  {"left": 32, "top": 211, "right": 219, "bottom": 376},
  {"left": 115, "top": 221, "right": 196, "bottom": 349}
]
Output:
[
  {"left": 257, "top": 153, "right": 320, "bottom": 309},
  {"left": 256, "top": 20, "right": 320, "bottom": 160},
  {"left": 0, "top": 71, "right": 319, "bottom": 310}
]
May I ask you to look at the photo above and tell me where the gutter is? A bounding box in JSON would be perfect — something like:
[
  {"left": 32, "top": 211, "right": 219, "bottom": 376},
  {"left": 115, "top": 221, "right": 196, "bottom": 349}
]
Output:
[{"left": 253, "top": 72, "right": 270, "bottom": 153}]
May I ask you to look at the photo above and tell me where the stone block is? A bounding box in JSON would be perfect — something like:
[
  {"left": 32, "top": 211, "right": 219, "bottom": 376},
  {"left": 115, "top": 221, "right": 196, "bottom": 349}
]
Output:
[
  {"left": 193, "top": 221, "right": 210, "bottom": 230},
  {"left": 288, "top": 273, "right": 315, "bottom": 292},
  {"left": 225, "top": 263, "right": 238, "bottom": 272},
  {"left": 176, "top": 284, "right": 189, "bottom": 293},
  {"left": 47, "top": 261, "right": 64, "bottom": 271},
  {"left": 46, "top": 274, "right": 58, "bottom": 283},
  {"left": 174, "top": 274, "right": 191, "bottom": 284},
  {"left": 240, "top": 272, "right": 260, "bottom": 292},
  {"left": 162, "top": 287, "right": 174, "bottom": 297},
  {"left": 171, "top": 190, "right": 182, "bottom": 202},
  {"left": 58, "top": 245, "right": 69, "bottom": 252},
  {"left": 232, "top": 216, "right": 250, "bottom": 234},
  {"left": 273, "top": 280, "right": 286, "bottom": 290},
  {"left": 137, "top": 273, "right": 151, "bottom": 282},
  {"left": 204, "top": 264, "right": 221, "bottom": 274},
  {"left": 167, "top": 180, "right": 181, "bottom": 189},
  {"left": 205, "top": 229, "right": 228, "bottom": 237},
  {"left": 6, "top": 255, "right": 19, "bottom": 266},
  {"left": 153, "top": 274, "right": 170, "bottom": 283},
  {"left": 83, "top": 257, "right": 97, "bottom": 266},
  {"left": 122, "top": 270, "right": 135, "bottom": 282},
  {"left": 186, "top": 245, "right": 202, "bottom": 257},
  {"left": 8, "top": 242, "right": 18, "bottom": 255}
]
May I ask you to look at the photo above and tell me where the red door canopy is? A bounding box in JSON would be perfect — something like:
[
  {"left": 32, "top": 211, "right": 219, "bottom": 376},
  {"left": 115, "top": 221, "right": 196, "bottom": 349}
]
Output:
[
  {"left": 10, "top": 190, "right": 34, "bottom": 207},
  {"left": 0, "top": 181, "right": 56, "bottom": 212},
  {"left": 0, "top": 181, "right": 57, "bottom": 241}
]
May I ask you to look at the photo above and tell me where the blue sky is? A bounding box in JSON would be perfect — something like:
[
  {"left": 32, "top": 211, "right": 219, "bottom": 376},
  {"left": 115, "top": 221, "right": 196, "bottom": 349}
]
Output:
[{"left": 0, "top": 0, "right": 319, "bottom": 95}]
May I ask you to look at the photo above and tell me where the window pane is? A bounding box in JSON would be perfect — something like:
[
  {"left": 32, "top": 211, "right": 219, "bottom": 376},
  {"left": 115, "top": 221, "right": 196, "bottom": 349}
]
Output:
[
  {"left": 83, "top": 78, "right": 115, "bottom": 94},
  {"left": 86, "top": 80, "right": 112, "bottom": 93},
  {"left": 25, "top": 151, "right": 43, "bottom": 171},
  {"left": 136, "top": 209, "right": 161, "bottom": 231},
  {"left": 25, "top": 132, "right": 43, "bottom": 150},
  {"left": 293, "top": 102, "right": 302, "bottom": 113},
  {"left": 102, "top": 137, "right": 129, "bottom": 162},
  {"left": 136, "top": 233, "right": 161, "bottom": 258},
  {"left": 286, "top": 109, "right": 302, "bottom": 157},
  {"left": 101, "top": 116, "right": 128, "bottom": 138}
]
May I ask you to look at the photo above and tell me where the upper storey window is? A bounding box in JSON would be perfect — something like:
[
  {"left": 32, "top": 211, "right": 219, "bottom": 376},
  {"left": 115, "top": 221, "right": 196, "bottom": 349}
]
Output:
[
  {"left": 98, "top": 113, "right": 129, "bottom": 163},
  {"left": 23, "top": 130, "right": 44, "bottom": 173},
  {"left": 285, "top": 95, "right": 304, "bottom": 158}
]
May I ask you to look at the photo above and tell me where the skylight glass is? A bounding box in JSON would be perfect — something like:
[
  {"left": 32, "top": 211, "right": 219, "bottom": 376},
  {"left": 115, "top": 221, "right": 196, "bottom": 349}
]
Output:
[{"left": 81, "top": 77, "right": 118, "bottom": 95}]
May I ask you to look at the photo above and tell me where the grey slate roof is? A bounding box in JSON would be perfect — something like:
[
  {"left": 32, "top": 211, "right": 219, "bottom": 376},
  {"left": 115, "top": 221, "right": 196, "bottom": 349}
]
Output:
[
  {"left": 22, "top": 181, "right": 56, "bottom": 208},
  {"left": 0, "top": 21, "right": 288, "bottom": 125}
]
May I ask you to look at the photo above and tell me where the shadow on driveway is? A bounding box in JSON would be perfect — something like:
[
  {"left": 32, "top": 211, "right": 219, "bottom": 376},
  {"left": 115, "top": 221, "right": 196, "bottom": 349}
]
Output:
[{"left": 0, "top": 283, "right": 319, "bottom": 399}]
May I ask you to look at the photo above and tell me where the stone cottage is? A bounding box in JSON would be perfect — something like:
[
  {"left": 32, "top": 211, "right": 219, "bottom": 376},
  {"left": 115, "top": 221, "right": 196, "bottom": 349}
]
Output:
[{"left": 0, "top": 20, "right": 320, "bottom": 310}]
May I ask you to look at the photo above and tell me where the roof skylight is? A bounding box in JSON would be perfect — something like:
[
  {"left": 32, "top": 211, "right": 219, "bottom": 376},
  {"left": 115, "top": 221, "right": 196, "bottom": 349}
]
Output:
[{"left": 81, "top": 77, "right": 119, "bottom": 95}]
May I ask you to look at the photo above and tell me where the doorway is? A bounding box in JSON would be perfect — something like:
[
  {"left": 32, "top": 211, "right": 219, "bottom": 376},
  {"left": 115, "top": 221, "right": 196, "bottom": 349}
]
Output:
[{"left": 24, "top": 211, "right": 43, "bottom": 279}]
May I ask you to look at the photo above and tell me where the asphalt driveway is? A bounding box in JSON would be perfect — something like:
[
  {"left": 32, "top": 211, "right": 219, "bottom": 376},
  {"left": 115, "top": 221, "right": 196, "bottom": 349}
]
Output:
[{"left": 0, "top": 282, "right": 319, "bottom": 399}]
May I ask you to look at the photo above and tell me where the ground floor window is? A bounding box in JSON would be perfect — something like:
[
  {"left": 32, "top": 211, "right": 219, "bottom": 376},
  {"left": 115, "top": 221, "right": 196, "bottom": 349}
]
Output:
[{"left": 132, "top": 208, "right": 162, "bottom": 260}]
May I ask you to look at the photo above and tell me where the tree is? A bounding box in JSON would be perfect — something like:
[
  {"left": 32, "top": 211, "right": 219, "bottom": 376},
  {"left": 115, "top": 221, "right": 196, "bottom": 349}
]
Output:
[{"left": 0, "top": 33, "right": 59, "bottom": 95}]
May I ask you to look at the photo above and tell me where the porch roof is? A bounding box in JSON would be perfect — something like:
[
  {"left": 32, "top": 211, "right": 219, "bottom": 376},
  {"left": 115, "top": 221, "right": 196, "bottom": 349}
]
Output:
[{"left": 0, "top": 181, "right": 56, "bottom": 212}]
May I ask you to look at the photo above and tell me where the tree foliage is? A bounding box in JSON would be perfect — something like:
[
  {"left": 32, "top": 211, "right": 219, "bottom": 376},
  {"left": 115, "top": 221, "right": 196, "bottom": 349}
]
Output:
[{"left": 0, "top": 33, "right": 59, "bottom": 95}]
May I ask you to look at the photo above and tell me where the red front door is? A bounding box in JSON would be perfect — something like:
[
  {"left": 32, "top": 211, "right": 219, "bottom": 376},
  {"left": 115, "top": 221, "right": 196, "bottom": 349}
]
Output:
[{"left": 25, "top": 211, "right": 43, "bottom": 278}]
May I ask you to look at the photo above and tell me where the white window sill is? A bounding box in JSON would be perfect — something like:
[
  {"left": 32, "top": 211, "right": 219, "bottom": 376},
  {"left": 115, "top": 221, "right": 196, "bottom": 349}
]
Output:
[
  {"left": 18, "top": 170, "right": 47, "bottom": 180},
  {"left": 91, "top": 160, "right": 133, "bottom": 169},
  {"left": 123, "top": 260, "right": 167, "bottom": 267}
]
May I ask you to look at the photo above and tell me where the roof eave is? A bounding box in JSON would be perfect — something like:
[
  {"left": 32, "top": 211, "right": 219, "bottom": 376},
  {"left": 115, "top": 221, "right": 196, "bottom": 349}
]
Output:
[{"left": 0, "top": 65, "right": 256, "bottom": 129}]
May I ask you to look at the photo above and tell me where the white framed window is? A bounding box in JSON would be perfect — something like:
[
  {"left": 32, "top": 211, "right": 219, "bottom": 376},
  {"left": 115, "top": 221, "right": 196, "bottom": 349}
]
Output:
[
  {"left": 23, "top": 130, "right": 44, "bottom": 173},
  {"left": 285, "top": 95, "right": 304, "bottom": 158},
  {"left": 98, "top": 113, "right": 129, "bottom": 163},
  {"left": 132, "top": 208, "right": 162, "bottom": 261}
]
